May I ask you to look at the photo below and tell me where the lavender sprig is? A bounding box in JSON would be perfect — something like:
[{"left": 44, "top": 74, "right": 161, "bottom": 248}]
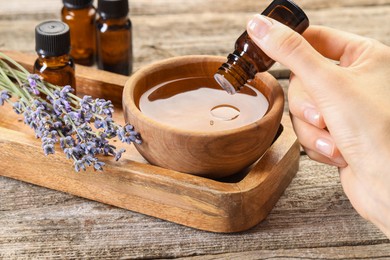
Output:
[{"left": 0, "top": 52, "right": 142, "bottom": 172}]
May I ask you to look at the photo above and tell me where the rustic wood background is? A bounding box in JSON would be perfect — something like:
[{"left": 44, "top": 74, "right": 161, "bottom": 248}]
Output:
[{"left": 1, "top": 0, "right": 390, "bottom": 258}]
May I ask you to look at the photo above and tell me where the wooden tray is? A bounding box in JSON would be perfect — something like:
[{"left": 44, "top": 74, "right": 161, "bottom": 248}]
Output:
[{"left": 0, "top": 51, "right": 300, "bottom": 233}]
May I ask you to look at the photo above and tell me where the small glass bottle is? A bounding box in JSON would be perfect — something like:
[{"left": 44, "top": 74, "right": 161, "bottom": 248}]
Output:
[
  {"left": 61, "top": 0, "right": 97, "bottom": 66},
  {"left": 34, "top": 20, "right": 76, "bottom": 92},
  {"left": 214, "top": 0, "right": 309, "bottom": 94},
  {"left": 96, "top": 0, "right": 133, "bottom": 76}
]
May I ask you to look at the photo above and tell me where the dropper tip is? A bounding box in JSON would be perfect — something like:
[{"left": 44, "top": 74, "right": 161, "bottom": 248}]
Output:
[{"left": 214, "top": 73, "right": 237, "bottom": 95}]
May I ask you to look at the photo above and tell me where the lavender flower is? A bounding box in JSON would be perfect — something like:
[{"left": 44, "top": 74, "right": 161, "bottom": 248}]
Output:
[
  {"left": 0, "top": 90, "right": 10, "bottom": 106},
  {"left": 27, "top": 74, "right": 40, "bottom": 95},
  {"left": 60, "top": 85, "right": 73, "bottom": 98},
  {"left": 93, "top": 161, "right": 105, "bottom": 171},
  {"left": 114, "top": 148, "right": 126, "bottom": 161},
  {"left": 117, "top": 124, "right": 142, "bottom": 144},
  {"left": 93, "top": 98, "right": 114, "bottom": 117},
  {"left": 74, "top": 159, "right": 86, "bottom": 172},
  {"left": 53, "top": 96, "right": 72, "bottom": 115},
  {"left": 0, "top": 52, "right": 142, "bottom": 172},
  {"left": 12, "top": 101, "right": 24, "bottom": 114},
  {"left": 41, "top": 130, "right": 57, "bottom": 156}
]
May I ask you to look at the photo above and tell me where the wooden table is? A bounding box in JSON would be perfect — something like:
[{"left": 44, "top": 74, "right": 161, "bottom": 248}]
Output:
[{"left": 1, "top": 0, "right": 389, "bottom": 258}]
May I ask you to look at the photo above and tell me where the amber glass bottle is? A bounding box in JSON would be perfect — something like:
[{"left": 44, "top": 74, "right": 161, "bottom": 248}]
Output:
[
  {"left": 214, "top": 0, "right": 309, "bottom": 94},
  {"left": 61, "top": 0, "right": 96, "bottom": 66},
  {"left": 96, "top": 0, "right": 133, "bottom": 76},
  {"left": 34, "top": 21, "right": 76, "bottom": 92}
]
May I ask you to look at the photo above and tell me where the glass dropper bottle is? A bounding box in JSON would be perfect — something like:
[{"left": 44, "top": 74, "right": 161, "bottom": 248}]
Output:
[
  {"left": 33, "top": 20, "right": 76, "bottom": 92},
  {"left": 214, "top": 0, "right": 309, "bottom": 94},
  {"left": 96, "top": 0, "right": 133, "bottom": 76},
  {"left": 61, "top": 0, "right": 97, "bottom": 66}
]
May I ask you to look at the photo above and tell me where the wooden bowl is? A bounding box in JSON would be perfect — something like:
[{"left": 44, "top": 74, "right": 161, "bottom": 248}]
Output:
[{"left": 123, "top": 55, "right": 284, "bottom": 178}]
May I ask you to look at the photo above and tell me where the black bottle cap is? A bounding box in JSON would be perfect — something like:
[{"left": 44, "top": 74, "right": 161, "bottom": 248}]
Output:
[
  {"left": 262, "top": 0, "right": 309, "bottom": 34},
  {"left": 98, "top": 0, "right": 129, "bottom": 19},
  {"left": 63, "top": 0, "right": 94, "bottom": 9},
  {"left": 35, "top": 21, "right": 71, "bottom": 57}
]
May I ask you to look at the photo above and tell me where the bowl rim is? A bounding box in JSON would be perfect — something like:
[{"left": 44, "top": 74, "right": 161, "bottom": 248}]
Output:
[{"left": 123, "top": 55, "right": 284, "bottom": 137}]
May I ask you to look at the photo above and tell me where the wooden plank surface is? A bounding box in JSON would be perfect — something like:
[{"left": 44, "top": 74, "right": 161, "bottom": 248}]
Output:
[
  {"left": 1, "top": 0, "right": 390, "bottom": 258},
  {"left": 1, "top": 2, "right": 389, "bottom": 70}
]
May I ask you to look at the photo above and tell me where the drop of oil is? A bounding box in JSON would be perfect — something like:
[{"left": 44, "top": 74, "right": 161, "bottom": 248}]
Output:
[{"left": 210, "top": 104, "right": 240, "bottom": 121}]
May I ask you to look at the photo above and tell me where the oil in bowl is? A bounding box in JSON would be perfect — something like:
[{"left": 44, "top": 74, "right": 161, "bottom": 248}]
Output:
[{"left": 138, "top": 77, "right": 269, "bottom": 132}]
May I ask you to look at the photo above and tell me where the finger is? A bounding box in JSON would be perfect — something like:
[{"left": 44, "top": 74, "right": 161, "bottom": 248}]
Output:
[
  {"left": 288, "top": 75, "right": 326, "bottom": 128},
  {"left": 291, "top": 115, "right": 347, "bottom": 167},
  {"left": 246, "top": 15, "right": 352, "bottom": 111},
  {"left": 246, "top": 14, "right": 333, "bottom": 80},
  {"left": 304, "top": 147, "right": 347, "bottom": 168},
  {"left": 303, "top": 25, "right": 369, "bottom": 65}
]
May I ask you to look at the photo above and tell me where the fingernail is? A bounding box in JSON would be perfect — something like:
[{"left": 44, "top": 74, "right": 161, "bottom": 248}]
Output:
[
  {"left": 315, "top": 138, "right": 334, "bottom": 157},
  {"left": 247, "top": 14, "right": 273, "bottom": 39},
  {"left": 332, "top": 156, "right": 348, "bottom": 168},
  {"left": 304, "top": 108, "right": 321, "bottom": 127}
]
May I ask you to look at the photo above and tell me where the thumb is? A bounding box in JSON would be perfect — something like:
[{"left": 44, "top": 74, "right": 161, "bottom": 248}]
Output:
[{"left": 247, "top": 14, "right": 331, "bottom": 80}]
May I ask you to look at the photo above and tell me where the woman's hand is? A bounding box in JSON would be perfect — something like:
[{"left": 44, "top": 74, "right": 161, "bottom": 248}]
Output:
[{"left": 247, "top": 14, "right": 390, "bottom": 238}]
